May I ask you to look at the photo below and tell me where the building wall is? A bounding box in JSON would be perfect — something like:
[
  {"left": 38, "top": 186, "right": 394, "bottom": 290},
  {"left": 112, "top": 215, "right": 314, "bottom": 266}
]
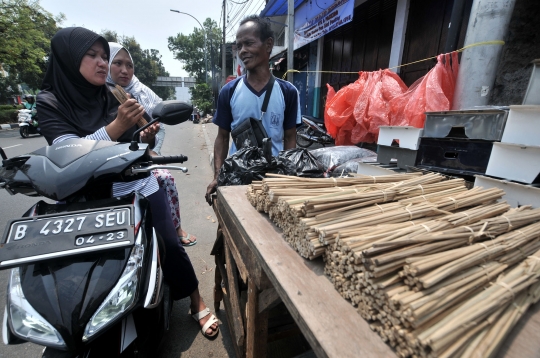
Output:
[
  {"left": 175, "top": 87, "right": 191, "bottom": 103},
  {"left": 489, "top": 0, "right": 540, "bottom": 105}
]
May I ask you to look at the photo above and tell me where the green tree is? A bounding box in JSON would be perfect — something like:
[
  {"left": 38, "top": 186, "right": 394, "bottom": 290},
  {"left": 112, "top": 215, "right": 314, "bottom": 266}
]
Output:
[
  {"left": 101, "top": 30, "right": 174, "bottom": 100},
  {"left": 189, "top": 83, "right": 212, "bottom": 115},
  {"left": 0, "top": 0, "right": 63, "bottom": 100},
  {"left": 168, "top": 18, "right": 222, "bottom": 84}
]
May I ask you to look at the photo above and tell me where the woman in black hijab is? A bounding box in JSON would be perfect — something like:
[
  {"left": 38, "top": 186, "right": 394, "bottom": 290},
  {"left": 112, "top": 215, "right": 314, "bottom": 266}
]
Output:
[{"left": 37, "top": 27, "right": 219, "bottom": 338}]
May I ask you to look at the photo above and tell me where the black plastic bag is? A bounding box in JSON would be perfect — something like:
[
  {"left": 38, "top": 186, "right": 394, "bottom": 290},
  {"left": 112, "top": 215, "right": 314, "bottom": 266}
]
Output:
[
  {"left": 217, "top": 146, "right": 325, "bottom": 187},
  {"left": 217, "top": 145, "right": 269, "bottom": 186},
  {"left": 276, "top": 148, "right": 325, "bottom": 177}
]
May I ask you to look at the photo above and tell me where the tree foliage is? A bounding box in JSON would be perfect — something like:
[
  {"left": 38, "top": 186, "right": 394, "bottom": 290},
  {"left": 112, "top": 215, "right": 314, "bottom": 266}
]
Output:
[
  {"left": 101, "top": 30, "right": 174, "bottom": 100},
  {"left": 189, "top": 83, "right": 213, "bottom": 115},
  {"left": 0, "top": 0, "right": 63, "bottom": 101},
  {"left": 168, "top": 18, "right": 222, "bottom": 84}
]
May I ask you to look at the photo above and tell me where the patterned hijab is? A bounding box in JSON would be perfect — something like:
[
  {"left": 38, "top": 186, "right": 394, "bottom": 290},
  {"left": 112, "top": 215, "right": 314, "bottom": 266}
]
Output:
[{"left": 106, "top": 42, "right": 162, "bottom": 116}]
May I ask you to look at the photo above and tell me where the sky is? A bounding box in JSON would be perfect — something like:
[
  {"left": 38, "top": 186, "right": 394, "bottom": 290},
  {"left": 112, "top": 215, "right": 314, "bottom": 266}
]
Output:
[{"left": 39, "top": 0, "right": 267, "bottom": 77}]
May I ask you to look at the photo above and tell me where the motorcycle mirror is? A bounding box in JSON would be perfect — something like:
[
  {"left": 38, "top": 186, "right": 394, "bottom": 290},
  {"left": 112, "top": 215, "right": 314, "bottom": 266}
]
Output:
[
  {"left": 129, "top": 101, "right": 193, "bottom": 151},
  {"left": 151, "top": 101, "right": 193, "bottom": 126}
]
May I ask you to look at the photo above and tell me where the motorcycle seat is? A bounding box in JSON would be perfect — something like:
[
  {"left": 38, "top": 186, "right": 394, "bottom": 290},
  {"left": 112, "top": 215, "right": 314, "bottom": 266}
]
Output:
[{"left": 303, "top": 115, "right": 325, "bottom": 125}]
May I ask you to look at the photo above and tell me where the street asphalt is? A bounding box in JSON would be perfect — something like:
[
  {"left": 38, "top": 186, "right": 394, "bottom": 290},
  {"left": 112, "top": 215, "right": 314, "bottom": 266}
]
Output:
[{"left": 0, "top": 121, "right": 234, "bottom": 357}]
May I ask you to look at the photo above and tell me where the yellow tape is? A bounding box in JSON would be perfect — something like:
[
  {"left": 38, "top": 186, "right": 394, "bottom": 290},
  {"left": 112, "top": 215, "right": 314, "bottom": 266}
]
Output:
[{"left": 280, "top": 40, "right": 505, "bottom": 80}]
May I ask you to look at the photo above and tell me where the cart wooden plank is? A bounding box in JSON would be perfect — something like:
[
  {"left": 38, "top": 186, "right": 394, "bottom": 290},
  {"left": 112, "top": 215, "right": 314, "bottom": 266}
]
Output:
[{"left": 217, "top": 186, "right": 395, "bottom": 358}]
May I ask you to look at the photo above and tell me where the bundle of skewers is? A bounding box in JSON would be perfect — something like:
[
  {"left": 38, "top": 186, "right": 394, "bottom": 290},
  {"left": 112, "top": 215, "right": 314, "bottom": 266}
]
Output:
[{"left": 246, "top": 173, "right": 540, "bottom": 357}]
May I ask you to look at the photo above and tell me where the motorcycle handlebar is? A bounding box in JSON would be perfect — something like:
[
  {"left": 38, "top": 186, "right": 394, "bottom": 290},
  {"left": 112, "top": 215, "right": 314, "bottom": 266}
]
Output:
[{"left": 150, "top": 155, "right": 188, "bottom": 164}]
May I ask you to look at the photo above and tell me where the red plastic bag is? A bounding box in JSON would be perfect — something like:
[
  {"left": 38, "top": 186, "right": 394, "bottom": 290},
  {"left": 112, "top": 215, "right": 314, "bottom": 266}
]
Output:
[
  {"left": 366, "top": 69, "right": 408, "bottom": 140},
  {"left": 324, "top": 84, "right": 338, "bottom": 138},
  {"left": 350, "top": 70, "right": 407, "bottom": 143},
  {"left": 326, "top": 72, "right": 367, "bottom": 145},
  {"left": 389, "top": 54, "right": 459, "bottom": 128},
  {"left": 351, "top": 71, "right": 380, "bottom": 143}
]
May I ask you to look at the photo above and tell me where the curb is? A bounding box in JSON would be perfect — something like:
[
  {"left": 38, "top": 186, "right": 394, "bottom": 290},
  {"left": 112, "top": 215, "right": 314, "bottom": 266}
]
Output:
[
  {"left": 201, "top": 124, "right": 214, "bottom": 173},
  {"left": 0, "top": 123, "right": 20, "bottom": 131}
]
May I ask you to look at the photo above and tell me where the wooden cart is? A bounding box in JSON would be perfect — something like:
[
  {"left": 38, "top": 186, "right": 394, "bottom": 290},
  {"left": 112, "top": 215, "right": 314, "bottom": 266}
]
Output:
[{"left": 212, "top": 185, "right": 540, "bottom": 358}]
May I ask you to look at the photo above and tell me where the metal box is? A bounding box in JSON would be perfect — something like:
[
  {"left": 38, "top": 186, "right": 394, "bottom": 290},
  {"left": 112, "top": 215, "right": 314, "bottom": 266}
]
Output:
[
  {"left": 423, "top": 109, "right": 509, "bottom": 141},
  {"left": 415, "top": 138, "right": 494, "bottom": 176}
]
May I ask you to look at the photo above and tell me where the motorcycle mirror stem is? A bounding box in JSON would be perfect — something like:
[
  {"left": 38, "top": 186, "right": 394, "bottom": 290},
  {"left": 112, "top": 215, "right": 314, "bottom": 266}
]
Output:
[
  {"left": 0, "top": 147, "right": 7, "bottom": 160},
  {"left": 129, "top": 117, "right": 161, "bottom": 151}
]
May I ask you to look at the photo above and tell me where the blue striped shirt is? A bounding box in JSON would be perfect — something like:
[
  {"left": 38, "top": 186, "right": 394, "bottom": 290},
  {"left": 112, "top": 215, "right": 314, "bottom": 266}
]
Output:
[{"left": 53, "top": 127, "right": 159, "bottom": 198}]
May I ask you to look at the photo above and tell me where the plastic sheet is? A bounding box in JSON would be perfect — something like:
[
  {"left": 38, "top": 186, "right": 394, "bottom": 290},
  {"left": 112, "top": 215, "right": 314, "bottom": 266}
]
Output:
[
  {"left": 310, "top": 146, "right": 377, "bottom": 172},
  {"left": 278, "top": 148, "right": 325, "bottom": 177},
  {"left": 332, "top": 157, "right": 379, "bottom": 175}
]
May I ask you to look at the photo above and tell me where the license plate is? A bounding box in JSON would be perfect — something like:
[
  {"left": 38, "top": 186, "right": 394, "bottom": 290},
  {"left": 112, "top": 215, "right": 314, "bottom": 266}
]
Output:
[{"left": 0, "top": 206, "right": 135, "bottom": 269}]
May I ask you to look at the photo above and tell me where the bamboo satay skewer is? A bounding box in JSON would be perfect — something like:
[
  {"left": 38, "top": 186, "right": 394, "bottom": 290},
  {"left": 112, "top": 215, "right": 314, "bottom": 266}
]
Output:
[{"left": 110, "top": 84, "right": 147, "bottom": 127}]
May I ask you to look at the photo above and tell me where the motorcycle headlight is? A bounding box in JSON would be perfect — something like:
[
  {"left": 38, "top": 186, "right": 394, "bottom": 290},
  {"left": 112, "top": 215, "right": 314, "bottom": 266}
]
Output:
[
  {"left": 7, "top": 267, "right": 66, "bottom": 348},
  {"left": 82, "top": 239, "right": 144, "bottom": 341}
]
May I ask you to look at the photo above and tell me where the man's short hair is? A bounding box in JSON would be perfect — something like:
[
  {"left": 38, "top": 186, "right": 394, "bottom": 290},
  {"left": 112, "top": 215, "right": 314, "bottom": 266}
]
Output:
[{"left": 239, "top": 15, "right": 274, "bottom": 42}]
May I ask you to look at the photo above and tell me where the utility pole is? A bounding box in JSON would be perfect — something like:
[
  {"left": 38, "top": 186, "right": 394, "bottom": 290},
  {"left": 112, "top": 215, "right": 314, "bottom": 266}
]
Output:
[
  {"left": 452, "top": 0, "right": 516, "bottom": 109},
  {"left": 222, "top": 0, "right": 227, "bottom": 86},
  {"left": 287, "top": 0, "right": 294, "bottom": 83}
]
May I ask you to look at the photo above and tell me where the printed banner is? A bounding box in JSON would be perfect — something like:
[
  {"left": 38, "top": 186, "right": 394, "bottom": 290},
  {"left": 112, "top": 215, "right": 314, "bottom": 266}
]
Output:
[{"left": 294, "top": 0, "right": 354, "bottom": 50}]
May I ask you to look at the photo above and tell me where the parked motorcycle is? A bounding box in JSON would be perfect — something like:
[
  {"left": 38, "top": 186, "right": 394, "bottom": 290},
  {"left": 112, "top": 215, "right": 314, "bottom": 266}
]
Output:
[
  {"left": 296, "top": 115, "right": 334, "bottom": 148},
  {"left": 17, "top": 109, "right": 41, "bottom": 138},
  {"left": 0, "top": 101, "right": 193, "bottom": 357}
]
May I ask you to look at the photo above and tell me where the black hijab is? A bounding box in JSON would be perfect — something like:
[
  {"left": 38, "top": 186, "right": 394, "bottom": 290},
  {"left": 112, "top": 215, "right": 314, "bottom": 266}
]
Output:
[{"left": 37, "top": 27, "right": 136, "bottom": 144}]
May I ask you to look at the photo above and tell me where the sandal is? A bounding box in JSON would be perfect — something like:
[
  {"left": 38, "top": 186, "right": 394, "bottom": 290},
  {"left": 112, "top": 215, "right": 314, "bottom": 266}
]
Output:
[
  {"left": 179, "top": 233, "right": 197, "bottom": 247},
  {"left": 192, "top": 307, "right": 219, "bottom": 338}
]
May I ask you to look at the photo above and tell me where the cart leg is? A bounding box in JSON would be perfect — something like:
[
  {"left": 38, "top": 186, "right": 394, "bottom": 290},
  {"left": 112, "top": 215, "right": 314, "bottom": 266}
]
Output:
[
  {"left": 214, "top": 254, "right": 223, "bottom": 311},
  {"left": 246, "top": 279, "right": 269, "bottom": 358},
  {"left": 213, "top": 227, "right": 224, "bottom": 311}
]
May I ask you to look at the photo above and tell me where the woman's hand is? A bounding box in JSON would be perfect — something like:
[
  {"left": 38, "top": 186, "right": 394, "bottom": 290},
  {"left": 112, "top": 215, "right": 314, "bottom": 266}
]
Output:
[
  {"left": 106, "top": 94, "right": 145, "bottom": 141},
  {"left": 140, "top": 122, "right": 160, "bottom": 146},
  {"left": 116, "top": 98, "right": 145, "bottom": 131}
]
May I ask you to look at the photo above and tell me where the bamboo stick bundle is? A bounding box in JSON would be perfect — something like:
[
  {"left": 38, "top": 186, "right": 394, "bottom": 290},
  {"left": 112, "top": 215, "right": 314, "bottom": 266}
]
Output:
[
  {"left": 432, "top": 187, "right": 505, "bottom": 212},
  {"left": 405, "top": 220, "right": 540, "bottom": 289},
  {"left": 393, "top": 179, "right": 466, "bottom": 200},
  {"left": 317, "top": 202, "right": 439, "bottom": 238},
  {"left": 379, "top": 205, "right": 539, "bottom": 251},
  {"left": 417, "top": 248, "right": 540, "bottom": 355},
  {"left": 398, "top": 186, "right": 468, "bottom": 205},
  {"left": 370, "top": 202, "right": 514, "bottom": 253},
  {"left": 464, "top": 280, "right": 540, "bottom": 358},
  {"left": 304, "top": 174, "right": 461, "bottom": 218}
]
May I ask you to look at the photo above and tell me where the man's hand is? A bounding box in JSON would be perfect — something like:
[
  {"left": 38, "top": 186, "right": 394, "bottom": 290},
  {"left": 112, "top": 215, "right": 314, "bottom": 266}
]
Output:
[
  {"left": 205, "top": 179, "right": 218, "bottom": 205},
  {"left": 205, "top": 127, "right": 230, "bottom": 206}
]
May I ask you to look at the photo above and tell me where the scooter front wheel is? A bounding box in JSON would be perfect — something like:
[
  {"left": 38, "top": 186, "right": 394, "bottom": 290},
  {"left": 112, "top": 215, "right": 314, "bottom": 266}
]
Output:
[
  {"left": 296, "top": 126, "right": 313, "bottom": 148},
  {"left": 19, "top": 126, "right": 29, "bottom": 138}
]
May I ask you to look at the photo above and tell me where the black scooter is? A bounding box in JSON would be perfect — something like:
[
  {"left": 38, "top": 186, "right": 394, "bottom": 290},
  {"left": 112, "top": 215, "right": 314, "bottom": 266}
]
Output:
[
  {"left": 296, "top": 115, "right": 334, "bottom": 148},
  {"left": 0, "top": 101, "right": 192, "bottom": 357}
]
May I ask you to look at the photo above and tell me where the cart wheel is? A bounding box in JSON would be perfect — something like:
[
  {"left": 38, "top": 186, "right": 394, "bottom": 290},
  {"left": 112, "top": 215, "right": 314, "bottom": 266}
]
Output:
[
  {"left": 20, "top": 126, "right": 29, "bottom": 138},
  {"left": 296, "top": 126, "right": 313, "bottom": 148}
]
